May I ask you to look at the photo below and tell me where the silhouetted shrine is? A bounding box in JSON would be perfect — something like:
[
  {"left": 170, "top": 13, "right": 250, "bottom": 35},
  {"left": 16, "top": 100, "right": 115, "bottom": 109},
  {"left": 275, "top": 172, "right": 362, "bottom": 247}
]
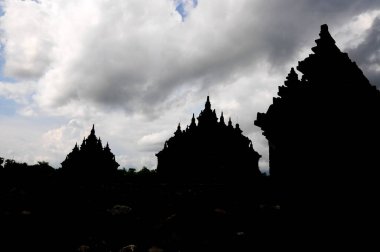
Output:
[
  {"left": 255, "top": 24, "right": 380, "bottom": 215},
  {"left": 61, "top": 125, "right": 119, "bottom": 174},
  {"left": 156, "top": 96, "right": 261, "bottom": 182}
]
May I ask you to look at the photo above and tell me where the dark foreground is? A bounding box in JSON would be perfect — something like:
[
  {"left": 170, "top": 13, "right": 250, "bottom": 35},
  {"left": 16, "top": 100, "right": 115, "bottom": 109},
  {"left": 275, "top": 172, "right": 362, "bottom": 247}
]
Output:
[{"left": 0, "top": 167, "right": 281, "bottom": 252}]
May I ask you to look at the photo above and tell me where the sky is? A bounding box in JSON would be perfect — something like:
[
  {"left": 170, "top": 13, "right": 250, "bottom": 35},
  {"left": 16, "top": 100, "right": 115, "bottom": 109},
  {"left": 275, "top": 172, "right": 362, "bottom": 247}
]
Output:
[{"left": 1, "top": 0, "right": 380, "bottom": 172}]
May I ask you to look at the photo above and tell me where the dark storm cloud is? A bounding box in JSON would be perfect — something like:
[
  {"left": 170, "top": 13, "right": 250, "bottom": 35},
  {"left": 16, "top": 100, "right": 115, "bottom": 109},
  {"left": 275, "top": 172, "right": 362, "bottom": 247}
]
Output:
[
  {"left": 251, "top": 0, "right": 380, "bottom": 66},
  {"left": 4, "top": 0, "right": 380, "bottom": 116}
]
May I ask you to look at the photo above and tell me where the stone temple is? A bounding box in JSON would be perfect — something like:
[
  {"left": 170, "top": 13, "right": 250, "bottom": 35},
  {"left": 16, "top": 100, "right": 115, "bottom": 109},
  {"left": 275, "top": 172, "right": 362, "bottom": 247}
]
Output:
[
  {"left": 156, "top": 96, "right": 261, "bottom": 182},
  {"left": 61, "top": 125, "right": 119, "bottom": 175},
  {"left": 255, "top": 24, "right": 380, "bottom": 214}
]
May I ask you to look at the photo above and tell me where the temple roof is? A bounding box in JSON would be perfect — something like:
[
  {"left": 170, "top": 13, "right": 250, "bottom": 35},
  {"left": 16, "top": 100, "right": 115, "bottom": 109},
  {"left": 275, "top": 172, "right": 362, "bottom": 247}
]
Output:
[
  {"left": 156, "top": 96, "right": 261, "bottom": 180},
  {"left": 61, "top": 125, "right": 119, "bottom": 172}
]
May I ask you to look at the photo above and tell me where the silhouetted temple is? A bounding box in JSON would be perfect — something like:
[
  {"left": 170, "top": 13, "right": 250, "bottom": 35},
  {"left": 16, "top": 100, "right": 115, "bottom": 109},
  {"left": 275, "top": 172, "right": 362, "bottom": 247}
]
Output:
[
  {"left": 61, "top": 125, "right": 119, "bottom": 174},
  {"left": 255, "top": 25, "right": 380, "bottom": 214},
  {"left": 156, "top": 96, "right": 261, "bottom": 182}
]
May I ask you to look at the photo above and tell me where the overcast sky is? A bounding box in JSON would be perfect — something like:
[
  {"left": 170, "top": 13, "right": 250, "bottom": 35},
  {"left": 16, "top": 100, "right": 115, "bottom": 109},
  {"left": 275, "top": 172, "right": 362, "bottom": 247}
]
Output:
[{"left": 1, "top": 0, "right": 380, "bottom": 172}]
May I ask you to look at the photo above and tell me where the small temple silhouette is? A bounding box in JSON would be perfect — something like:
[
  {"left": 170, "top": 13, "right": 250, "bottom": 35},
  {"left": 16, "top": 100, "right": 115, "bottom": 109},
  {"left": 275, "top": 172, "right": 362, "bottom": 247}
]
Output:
[
  {"left": 156, "top": 96, "right": 261, "bottom": 182},
  {"left": 255, "top": 24, "right": 380, "bottom": 218},
  {"left": 61, "top": 125, "right": 119, "bottom": 174}
]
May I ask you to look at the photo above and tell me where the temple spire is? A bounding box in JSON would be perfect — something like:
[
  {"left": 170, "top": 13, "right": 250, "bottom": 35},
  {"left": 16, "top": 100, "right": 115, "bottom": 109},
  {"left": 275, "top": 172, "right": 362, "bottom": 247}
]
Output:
[
  {"left": 319, "top": 24, "right": 335, "bottom": 44},
  {"left": 73, "top": 143, "right": 79, "bottom": 151},
  {"left": 228, "top": 117, "right": 233, "bottom": 128},
  {"left": 175, "top": 123, "right": 182, "bottom": 136},
  {"left": 235, "top": 123, "right": 242, "bottom": 134},
  {"left": 97, "top": 137, "right": 103, "bottom": 149},
  {"left": 91, "top": 124, "right": 95, "bottom": 135},
  {"left": 197, "top": 96, "right": 218, "bottom": 125},
  {"left": 205, "top": 96, "right": 211, "bottom": 111},
  {"left": 311, "top": 24, "right": 338, "bottom": 54},
  {"left": 81, "top": 137, "right": 86, "bottom": 150},
  {"left": 190, "top": 113, "right": 197, "bottom": 129},
  {"left": 220, "top": 112, "right": 225, "bottom": 125}
]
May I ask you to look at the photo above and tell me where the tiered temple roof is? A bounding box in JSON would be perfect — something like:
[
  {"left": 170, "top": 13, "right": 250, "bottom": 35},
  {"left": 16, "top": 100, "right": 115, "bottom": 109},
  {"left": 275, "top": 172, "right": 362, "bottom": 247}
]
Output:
[
  {"left": 156, "top": 96, "right": 261, "bottom": 182},
  {"left": 254, "top": 24, "right": 380, "bottom": 213},
  {"left": 61, "top": 125, "right": 119, "bottom": 174}
]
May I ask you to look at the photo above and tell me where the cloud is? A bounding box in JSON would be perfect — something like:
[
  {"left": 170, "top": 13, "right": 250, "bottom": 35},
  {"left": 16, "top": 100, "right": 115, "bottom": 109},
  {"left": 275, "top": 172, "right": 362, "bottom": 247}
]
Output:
[
  {"left": 0, "top": 0, "right": 53, "bottom": 80},
  {"left": 0, "top": 81, "right": 34, "bottom": 104},
  {"left": 0, "top": 115, "right": 60, "bottom": 165},
  {"left": 42, "top": 119, "right": 86, "bottom": 155},
  {"left": 2, "top": 0, "right": 380, "bottom": 115},
  {"left": 137, "top": 130, "right": 172, "bottom": 152},
  {"left": 347, "top": 16, "right": 380, "bottom": 88},
  {"left": 1, "top": 0, "right": 380, "bottom": 172}
]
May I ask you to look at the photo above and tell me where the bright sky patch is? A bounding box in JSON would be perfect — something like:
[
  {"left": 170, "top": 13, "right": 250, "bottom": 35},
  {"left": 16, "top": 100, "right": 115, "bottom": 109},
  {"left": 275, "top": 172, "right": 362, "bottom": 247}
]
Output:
[{"left": 174, "top": 0, "right": 198, "bottom": 21}]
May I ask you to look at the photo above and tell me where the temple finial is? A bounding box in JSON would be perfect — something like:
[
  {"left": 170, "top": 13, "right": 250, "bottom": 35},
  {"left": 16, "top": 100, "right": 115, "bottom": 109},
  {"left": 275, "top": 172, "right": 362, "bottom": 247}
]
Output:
[
  {"left": 105, "top": 142, "right": 110, "bottom": 150},
  {"left": 311, "top": 24, "right": 336, "bottom": 54},
  {"left": 321, "top": 24, "right": 328, "bottom": 33},
  {"left": 220, "top": 111, "right": 225, "bottom": 125},
  {"left": 73, "top": 142, "right": 79, "bottom": 151},
  {"left": 190, "top": 113, "right": 196, "bottom": 129},
  {"left": 319, "top": 24, "right": 334, "bottom": 42},
  {"left": 205, "top": 96, "right": 211, "bottom": 110},
  {"left": 175, "top": 123, "right": 182, "bottom": 136}
]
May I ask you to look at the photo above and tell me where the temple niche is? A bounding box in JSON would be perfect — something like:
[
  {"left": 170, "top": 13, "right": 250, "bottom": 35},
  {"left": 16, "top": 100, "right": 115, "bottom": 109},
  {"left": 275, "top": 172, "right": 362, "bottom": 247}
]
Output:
[
  {"left": 156, "top": 96, "right": 261, "bottom": 182},
  {"left": 61, "top": 125, "right": 119, "bottom": 175},
  {"left": 255, "top": 25, "right": 380, "bottom": 210}
]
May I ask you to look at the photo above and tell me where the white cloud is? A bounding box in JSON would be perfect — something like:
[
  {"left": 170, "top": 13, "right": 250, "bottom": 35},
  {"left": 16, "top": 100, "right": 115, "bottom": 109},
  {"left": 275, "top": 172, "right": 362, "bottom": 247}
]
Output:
[
  {"left": 0, "top": 0, "right": 53, "bottom": 80},
  {"left": 0, "top": 81, "right": 35, "bottom": 104},
  {"left": 42, "top": 119, "right": 85, "bottom": 154},
  {"left": 334, "top": 10, "right": 380, "bottom": 50},
  {"left": 138, "top": 130, "right": 172, "bottom": 150}
]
